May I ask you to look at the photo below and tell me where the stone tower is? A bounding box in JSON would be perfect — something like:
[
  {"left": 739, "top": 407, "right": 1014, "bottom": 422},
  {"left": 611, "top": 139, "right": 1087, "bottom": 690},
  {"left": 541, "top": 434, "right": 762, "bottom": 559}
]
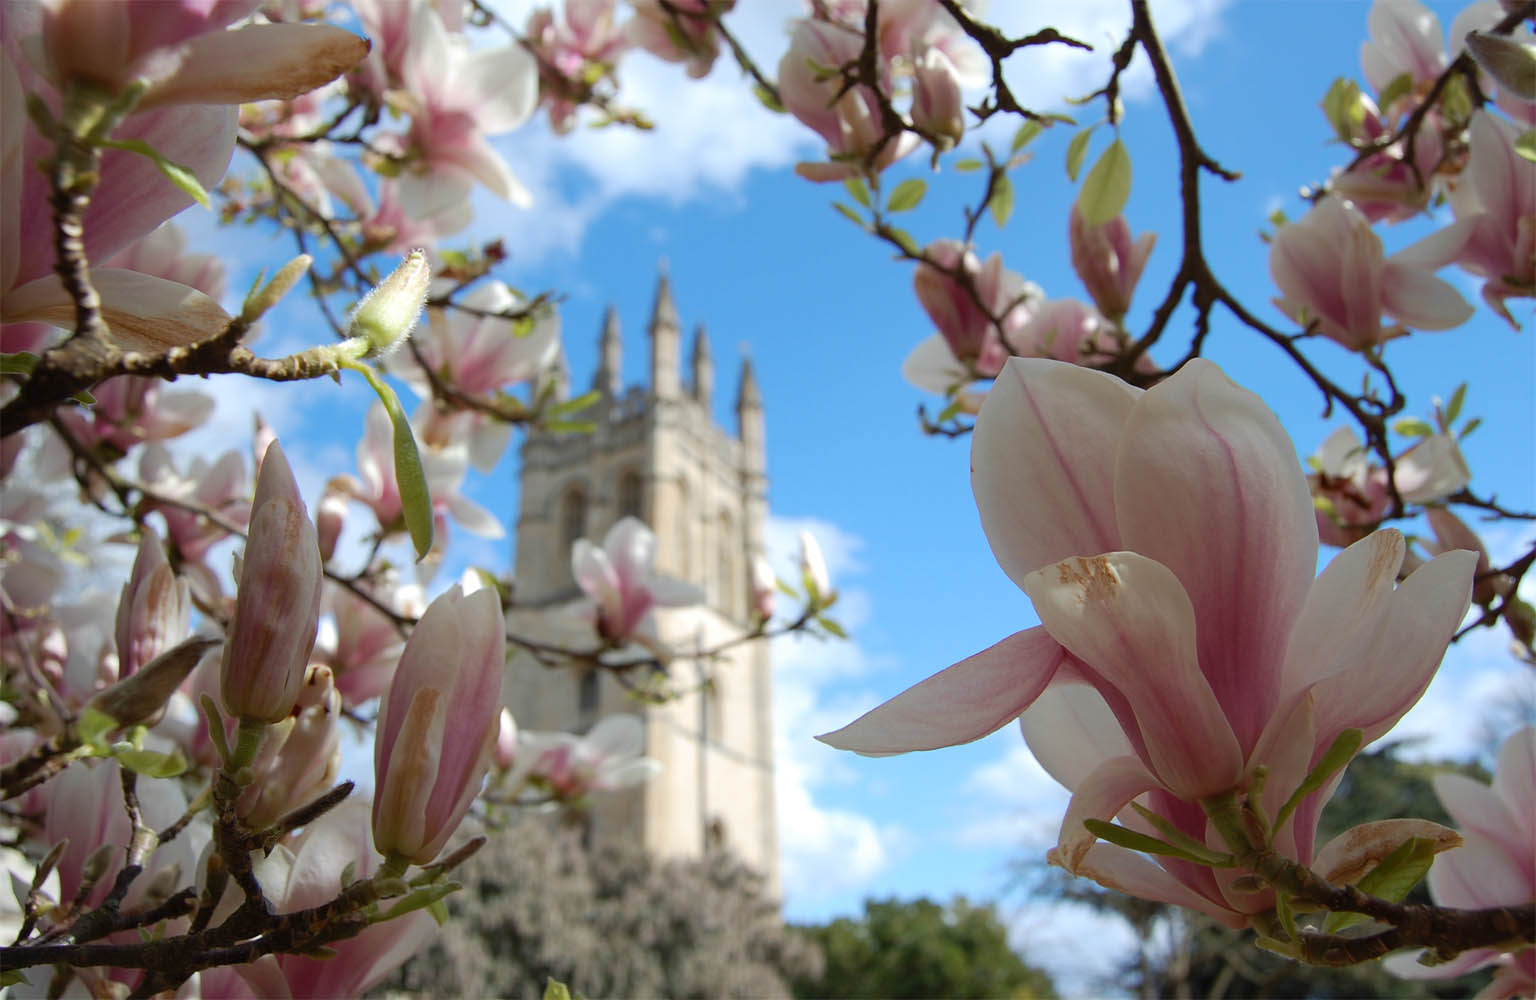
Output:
[{"left": 507, "top": 273, "right": 778, "bottom": 892}]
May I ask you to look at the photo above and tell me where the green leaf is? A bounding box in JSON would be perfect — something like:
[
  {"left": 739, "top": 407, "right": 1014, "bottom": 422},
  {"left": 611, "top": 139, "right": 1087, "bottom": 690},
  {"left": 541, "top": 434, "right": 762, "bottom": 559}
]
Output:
[
  {"left": 843, "top": 176, "right": 871, "bottom": 208},
  {"left": 1320, "top": 837, "right": 1437, "bottom": 934},
  {"left": 99, "top": 138, "right": 211, "bottom": 209},
  {"left": 753, "top": 84, "right": 785, "bottom": 114},
  {"left": 832, "top": 202, "right": 865, "bottom": 227},
  {"left": 886, "top": 178, "right": 927, "bottom": 213},
  {"left": 1272, "top": 891, "right": 1300, "bottom": 944},
  {"left": 1011, "top": 120, "right": 1044, "bottom": 152},
  {"left": 1321, "top": 77, "right": 1366, "bottom": 143},
  {"left": 71, "top": 389, "right": 96, "bottom": 406},
  {"left": 1376, "top": 72, "right": 1415, "bottom": 114},
  {"left": 0, "top": 351, "right": 39, "bottom": 376},
  {"left": 114, "top": 746, "right": 188, "bottom": 779},
  {"left": 1458, "top": 416, "right": 1482, "bottom": 440},
  {"left": 542, "top": 419, "right": 597, "bottom": 434},
  {"left": 548, "top": 390, "right": 600, "bottom": 418},
  {"left": 427, "top": 897, "right": 451, "bottom": 925},
  {"left": 953, "top": 158, "right": 984, "bottom": 172},
  {"left": 1444, "top": 383, "right": 1467, "bottom": 425},
  {"left": 1, "top": 970, "right": 30, "bottom": 988},
  {"left": 1517, "top": 130, "right": 1536, "bottom": 163},
  {"left": 1078, "top": 138, "right": 1132, "bottom": 226},
  {"left": 544, "top": 979, "right": 574, "bottom": 1000},
  {"left": 988, "top": 174, "right": 1014, "bottom": 228},
  {"left": 76, "top": 706, "right": 118, "bottom": 746},
  {"left": 1392, "top": 416, "right": 1436, "bottom": 438},
  {"left": 376, "top": 882, "right": 462, "bottom": 923},
  {"left": 1082, "top": 819, "right": 1225, "bottom": 866},
  {"left": 1274, "top": 728, "right": 1363, "bottom": 833},
  {"left": 344, "top": 361, "right": 434, "bottom": 561},
  {"left": 1066, "top": 126, "right": 1096, "bottom": 181},
  {"left": 884, "top": 227, "right": 919, "bottom": 256},
  {"left": 816, "top": 615, "right": 847, "bottom": 639}
]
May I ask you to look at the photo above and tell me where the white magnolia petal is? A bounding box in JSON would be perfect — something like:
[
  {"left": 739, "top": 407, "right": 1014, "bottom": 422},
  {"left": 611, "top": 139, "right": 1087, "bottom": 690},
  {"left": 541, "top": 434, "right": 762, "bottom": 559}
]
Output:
[
  {"left": 1049, "top": 842, "right": 1245, "bottom": 927},
  {"left": 1017, "top": 679, "right": 1134, "bottom": 793},
  {"left": 1025, "top": 553, "right": 1243, "bottom": 799},
  {"left": 972, "top": 358, "right": 1137, "bottom": 589},
  {"left": 1281, "top": 530, "right": 1404, "bottom": 694},
  {"left": 817, "top": 627, "right": 1066, "bottom": 756},
  {"left": 605, "top": 517, "right": 656, "bottom": 585},
  {"left": 1380, "top": 260, "right": 1474, "bottom": 331},
  {"left": 572, "top": 539, "right": 617, "bottom": 601},
  {"left": 1054, "top": 754, "right": 1160, "bottom": 872},
  {"left": 1395, "top": 434, "right": 1471, "bottom": 503},
  {"left": 4, "top": 269, "right": 230, "bottom": 350},
  {"left": 900, "top": 333, "right": 966, "bottom": 395},
  {"left": 600, "top": 757, "right": 663, "bottom": 789},
  {"left": 141, "top": 24, "right": 367, "bottom": 107},
  {"left": 446, "top": 493, "right": 505, "bottom": 539},
  {"left": 1493, "top": 726, "right": 1536, "bottom": 846},
  {"left": 587, "top": 714, "right": 646, "bottom": 758},
  {"left": 1428, "top": 830, "right": 1531, "bottom": 909},
  {"left": 1312, "top": 818, "right": 1462, "bottom": 886}
]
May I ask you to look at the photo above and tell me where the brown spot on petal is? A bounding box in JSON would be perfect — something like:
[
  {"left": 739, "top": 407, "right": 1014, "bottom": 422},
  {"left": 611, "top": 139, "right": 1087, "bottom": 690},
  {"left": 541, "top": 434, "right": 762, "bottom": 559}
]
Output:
[{"left": 1055, "top": 555, "right": 1122, "bottom": 608}]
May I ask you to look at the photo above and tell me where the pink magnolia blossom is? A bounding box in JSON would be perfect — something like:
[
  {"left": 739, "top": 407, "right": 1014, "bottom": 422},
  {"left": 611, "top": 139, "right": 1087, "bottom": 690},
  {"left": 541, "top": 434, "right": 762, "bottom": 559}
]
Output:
[
  {"left": 373, "top": 582, "right": 504, "bottom": 864},
  {"left": 628, "top": 0, "right": 735, "bottom": 79},
  {"left": 1268, "top": 197, "right": 1472, "bottom": 349},
  {"left": 1069, "top": 206, "right": 1157, "bottom": 321},
  {"left": 1308, "top": 427, "right": 1392, "bottom": 548},
  {"left": 138, "top": 444, "right": 250, "bottom": 599},
  {"left": 515, "top": 713, "right": 661, "bottom": 802},
  {"left": 799, "top": 530, "right": 832, "bottom": 604},
  {"left": 394, "top": 0, "right": 538, "bottom": 210},
  {"left": 1011, "top": 298, "right": 1140, "bottom": 368},
  {"left": 573, "top": 516, "right": 704, "bottom": 643},
  {"left": 235, "top": 664, "right": 341, "bottom": 829},
  {"left": 1330, "top": 95, "right": 1444, "bottom": 224},
  {"left": 821, "top": 358, "right": 1475, "bottom": 923},
  {"left": 220, "top": 441, "right": 322, "bottom": 723},
  {"left": 778, "top": 17, "right": 918, "bottom": 182},
  {"left": 57, "top": 375, "right": 214, "bottom": 455},
  {"left": 1386, "top": 727, "right": 1535, "bottom": 996},
  {"left": 1394, "top": 430, "right": 1471, "bottom": 503},
  {"left": 1360, "top": 0, "right": 1447, "bottom": 101},
  {"left": 313, "top": 574, "right": 424, "bottom": 705},
  {"left": 114, "top": 526, "right": 190, "bottom": 679},
  {"left": 911, "top": 46, "right": 965, "bottom": 149},
  {"left": 750, "top": 553, "right": 776, "bottom": 621},
  {"left": 1438, "top": 112, "right": 1535, "bottom": 327},
  {"left": 526, "top": 0, "right": 628, "bottom": 132},
  {"left": 912, "top": 239, "right": 1041, "bottom": 376},
  {"left": 200, "top": 800, "right": 437, "bottom": 999},
  {"left": 351, "top": 0, "right": 463, "bottom": 93}
]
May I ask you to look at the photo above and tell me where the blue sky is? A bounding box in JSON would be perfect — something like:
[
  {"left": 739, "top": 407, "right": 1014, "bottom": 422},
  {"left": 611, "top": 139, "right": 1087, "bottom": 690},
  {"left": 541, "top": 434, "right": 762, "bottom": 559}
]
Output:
[{"left": 166, "top": 0, "right": 1534, "bottom": 991}]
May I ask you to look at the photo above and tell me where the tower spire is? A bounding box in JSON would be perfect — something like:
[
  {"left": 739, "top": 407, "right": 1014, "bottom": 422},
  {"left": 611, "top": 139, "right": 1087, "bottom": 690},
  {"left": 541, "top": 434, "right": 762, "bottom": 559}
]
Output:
[
  {"left": 595, "top": 305, "right": 621, "bottom": 396},
  {"left": 690, "top": 323, "right": 713, "bottom": 407},
  {"left": 649, "top": 270, "right": 681, "bottom": 398}
]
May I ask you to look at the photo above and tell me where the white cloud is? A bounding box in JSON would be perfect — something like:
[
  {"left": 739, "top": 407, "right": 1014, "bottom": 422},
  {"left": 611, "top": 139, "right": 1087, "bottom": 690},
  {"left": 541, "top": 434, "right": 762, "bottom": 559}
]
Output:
[
  {"left": 765, "top": 513, "right": 907, "bottom": 902},
  {"left": 954, "top": 740, "right": 1070, "bottom": 849}
]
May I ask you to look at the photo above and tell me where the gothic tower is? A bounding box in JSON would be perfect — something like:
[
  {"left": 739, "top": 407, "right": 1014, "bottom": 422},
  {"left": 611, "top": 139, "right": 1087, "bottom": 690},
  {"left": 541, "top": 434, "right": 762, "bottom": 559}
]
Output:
[{"left": 507, "top": 273, "right": 778, "bottom": 892}]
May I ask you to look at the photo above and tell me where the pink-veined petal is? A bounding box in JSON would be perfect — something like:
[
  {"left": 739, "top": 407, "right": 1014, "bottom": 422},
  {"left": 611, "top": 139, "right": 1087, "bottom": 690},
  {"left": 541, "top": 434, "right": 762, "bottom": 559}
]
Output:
[
  {"left": 1114, "top": 358, "right": 1317, "bottom": 753},
  {"left": 817, "top": 627, "right": 1066, "bottom": 756},
  {"left": 141, "top": 24, "right": 368, "bottom": 107},
  {"left": 604, "top": 517, "right": 656, "bottom": 586},
  {"left": 1428, "top": 830, "right": 1533, "bottom": 909},
  {"left": 1493, "top": 727, "right": 1536, "bottom": 852},
  {"left": 1308, "top": 548, "right": 1475, "bottom": 748},
  {"left": 971, "top": 358, "right": 1137, "bottom": 589},
  {"left": 1281, "top": 530, "right": 1405, "bottom": 695},
  {"left": 445, "top": 493, "right": 504, "bottom": 539},
  {"left": 1025, "top": 552, "right": 1243, "bottom": 799},
  {"left": 1380, "top": 259, "right": 1474, "bottom": 331},
  {"left": 572, "top": 539, "right": 618, "bottom": 603}
]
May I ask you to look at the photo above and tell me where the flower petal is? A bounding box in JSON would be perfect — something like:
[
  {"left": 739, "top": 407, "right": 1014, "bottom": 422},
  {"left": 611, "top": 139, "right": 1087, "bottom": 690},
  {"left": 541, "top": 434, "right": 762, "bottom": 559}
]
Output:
[
  {"left": 1055, "top": 753, "right": 1160, "bottom": 871},
  {"left": 3, "top": 269, "right": 230, "bottom": 350},
  {"left": 1024, "top": 552, "right": 1243, "bottom": 798},
  {"left": 971, "top": 358, "right": 1137, "bottom": 590},
  {"left": 1017, "top": 678, "right": 1134, "bottom": 792},
  {"left": 1428, "top": 830, "right": 1532, "bottom": 909},
  {"left": 1048, "top": 842, "right": 1245, "bottom": 927},
  {"left": 1114, "top": 358, "right": 1317, "bottom": 752},
  {"left": 140, "top": 24, "right": 368, "bottom": 107},
  {"left": 1280, "top": 529, "right": 1404, "bottom": 695},
  {"left": 1312, "top": 818, "right": 1462, "bottom": 886},
  {"left": 900, "top": 333, "right": 965, "bottom": 395},
  {"left": 816, "top": 627, "right": 1066, "bottom": 756},
  {"left": 1380, "top": 259, "right": 1474, "bottom": 331}
]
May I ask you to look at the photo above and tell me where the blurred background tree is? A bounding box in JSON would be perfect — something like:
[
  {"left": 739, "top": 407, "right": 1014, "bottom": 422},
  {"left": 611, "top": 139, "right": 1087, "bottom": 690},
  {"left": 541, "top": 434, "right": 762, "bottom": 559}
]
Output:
[{"left": 787, "top": 896, "right": 1057, "bottom": 999}]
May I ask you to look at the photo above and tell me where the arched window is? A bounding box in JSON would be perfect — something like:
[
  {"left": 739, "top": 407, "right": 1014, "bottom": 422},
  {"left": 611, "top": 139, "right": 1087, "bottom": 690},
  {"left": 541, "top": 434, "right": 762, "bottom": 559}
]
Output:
[
  {"left": 717, "top": 510, "right": 737, "bottom": 617},
  {"left": 616, "top": 469, "right": 644, "bottom": 521},
  {"left": 578, "top": 669, "right": 600, "bottom": 714},
  {"left": 558, "top": 484, "right": 587, "bottom": 586}
]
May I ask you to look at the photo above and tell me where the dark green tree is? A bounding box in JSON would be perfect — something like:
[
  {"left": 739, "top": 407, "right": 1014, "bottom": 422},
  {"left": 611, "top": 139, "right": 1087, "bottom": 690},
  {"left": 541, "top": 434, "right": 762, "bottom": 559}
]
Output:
[{"left": 788, "top": 896, "right": 1057, "bottom": 999}]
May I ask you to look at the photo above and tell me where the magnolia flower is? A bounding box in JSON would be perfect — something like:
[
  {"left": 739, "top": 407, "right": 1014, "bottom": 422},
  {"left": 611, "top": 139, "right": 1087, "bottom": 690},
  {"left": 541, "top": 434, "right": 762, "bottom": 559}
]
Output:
[
  {"left": 821, "top": 358, "right": 1475, "bottom": 924},
  {"left": 373, "top": 582, "right": 504, "bottom": 864},
  {"left": 912, "top": 240, "right": 1041, "bottom": 377},
  {"left": 1308, "top": 427, "right": 1392, "bottom": 548},
  {"left": 1069, "top": 206, "right": 1157, "bottom": 321},
  {"left": 1330, "top": 94, "right": 1444, "bottom": 224},
  {"left": 573, "top": 517, "right": 703, "bottom": 643},
  {"left": 525, "top": 0, "right": 629, "bottom": 132},
  {"left": 138, "top": 445, "right": 250, "bottom": 571},
  {"left": 1386, "top": 727, "right": 1535, "bottom": 996},
  {"left": 395, "top": 0, "right": 538, "bottom": 210},
  {"left": 515, "top": 714, "right": 661, "bottom": 802},
  {"left": 750, "top": 554, "right": 776, "bottom": 621},
  {"left": 114, "top": 526, "right": 190, "bottom": 679},
  {"left": 628, "top": 0, "right": 734, "bottom": 79},
  {"left": 235, "top": 664, "right": 341, "bottom": 830},
  {"left": 778, "top": 17, "right": 918, "bottom": 181},
  {"left": 199, "top": 800, "right": 437, "bottom": 999},
  {"left": 1360, "top": 0, "right": 1448, "bottom": 100},
  {"left": 1268, "top": 197, "right": 1472, "bottom": 349},
  {"left": 313, "top": 575, "right": 424, "bottom": 706},
  {"left": 799, "top": 530, "right": 832, "bottom": 604},
  {"left": 1414, "top": 507, "right": 1514, "bottom": 605},
  {"left": 56, "top": 375, "right": 214, "bottom": 455},
  {"left": 1394, "top": 431, "right": 1471, "bottom": 503},
  {"left": 220, "top": 442, "right": 322, "bottom": 724},
  {"left": 1436, "top": 112, "right": 1535, "bottom": 327}
]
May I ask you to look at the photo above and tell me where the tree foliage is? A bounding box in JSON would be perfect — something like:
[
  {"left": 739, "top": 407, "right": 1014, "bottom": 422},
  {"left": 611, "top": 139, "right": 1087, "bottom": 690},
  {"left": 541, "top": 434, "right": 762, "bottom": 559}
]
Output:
[
  {"left": 378, "top": 818, "right": 819, "bottom": 999},
  {"left": 788, "top": 896, "right": 1057, "bottom": 999}
]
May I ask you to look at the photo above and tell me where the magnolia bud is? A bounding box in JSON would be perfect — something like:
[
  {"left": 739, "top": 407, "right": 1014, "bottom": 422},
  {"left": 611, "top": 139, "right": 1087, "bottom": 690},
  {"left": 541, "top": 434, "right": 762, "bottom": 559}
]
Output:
[
  {"left": 1465, "top": 31, "right": 1536, "bottom": 101},
  {"left": 495, "top": 708, "right": 518, "bottom": 771},
  {"left": 1068, "top": 205, "right": 1156, "bottom": 322},
  {"left": 911, "top": 49, "right": 965, "bottom": 152},
  {"left": 236, "top": 665, "right": 342, "bottom": 829},
  {"left": 220, "top": 442, "right": 323, "bottom": 724},
  {"left": 798, "top": 531, "right": 832, "bottom": 605},
  {"left": 373, "top": 585, "right": 504, "bottom": 864},
  {"left": 349, "top": 249, "right": 430, "bottom": 358},
  {"left": 241, "top": 255, "right": 313, "bottom": 324},
  {"left": 750, "top": 554, "right": 776, "bottom": 622},
  {"left": 114, "top": 528, "right": 191, "bottom": 678},
  {"left": 316, "top": 479, "right": 350, "bottom": 563}
]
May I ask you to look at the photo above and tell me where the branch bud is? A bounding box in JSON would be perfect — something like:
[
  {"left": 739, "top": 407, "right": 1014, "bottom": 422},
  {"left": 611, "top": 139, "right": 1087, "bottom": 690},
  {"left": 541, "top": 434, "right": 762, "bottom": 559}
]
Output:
[{"left": 349, "top": 249, "right": 430, "bottom": 358}]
